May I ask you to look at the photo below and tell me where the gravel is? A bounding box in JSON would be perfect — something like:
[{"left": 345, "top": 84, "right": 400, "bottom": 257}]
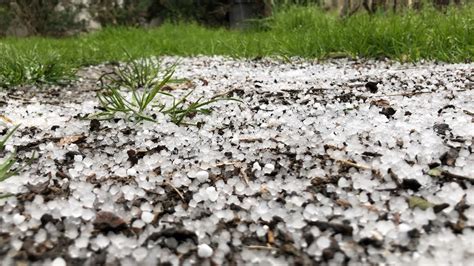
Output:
[{"left": 0, "top": 56, "right": 473, "bottom": 265}]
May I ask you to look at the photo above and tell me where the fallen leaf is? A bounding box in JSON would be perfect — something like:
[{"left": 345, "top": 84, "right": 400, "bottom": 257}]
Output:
[
  {"left": 427, "top": 168, "right": 443, "bottom": 177},
  {"left": 408, "top": 196, "right": 434, "bottom": 210},
  {"left": 26, "top": 181, "right": 50, "bottom": 194},
  {"left": 58, "top": 135, "right": 85, "bottom": 145},
  {"left": 335, "top": 198, "right": 352, "bottom": 208},
  {"left": 370, "top": 99, "right": 390, "bottom": 108},
  {"left": 93, "top": 211, "right": 127, "bottom": 232},
  {"left": 267, "top": 229, "right": 275, "bottom": 245},
  {"left": 0, "top": 114, "right": 14, "bottom": 124}
]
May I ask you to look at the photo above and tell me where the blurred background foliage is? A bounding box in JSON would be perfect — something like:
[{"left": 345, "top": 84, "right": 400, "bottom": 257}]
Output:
[{"left": 0, "top": 0, "right": 469, "bottom": 37}]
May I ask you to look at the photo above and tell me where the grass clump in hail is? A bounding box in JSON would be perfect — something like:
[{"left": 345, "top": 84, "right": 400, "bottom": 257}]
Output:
[
  {"left": 91, "top": 54, "right": 241, "bottom": 126},
  {"left": 0, "top": 124, "right": 35, "bottom": 198}
]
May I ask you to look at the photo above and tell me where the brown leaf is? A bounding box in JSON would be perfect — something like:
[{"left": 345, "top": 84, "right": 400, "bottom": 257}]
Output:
[
  {"left": 93, "top": 211, "right": 127, "bottom": 232},
  {"left": 146, "top": 227, "right": 198, "bottom": 245},
  {"left": 335, "top": 198, "right": 352, "bottom": 208},
  {"left": 0, "top": 114, "right": 14, "bottom": 124},
  {"left": 199, "top": 78, "right": 209, "bottom": 86},
  {"left": 267, "top": 229, "right": 275, "bottom": 245},
  {"left": 370, "top": 99, "right": 390, "bottom": 108},
  {"left": 58, "top": 135, "right": 85, "bottom": 145},
  {"left": 26, "top": 181, "right": 50, "bottom": 194}
]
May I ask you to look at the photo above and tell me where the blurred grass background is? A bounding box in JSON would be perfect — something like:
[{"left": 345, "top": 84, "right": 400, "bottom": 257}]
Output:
[{"left": 0, "top": 1, "right": 472, "bottom": 87}]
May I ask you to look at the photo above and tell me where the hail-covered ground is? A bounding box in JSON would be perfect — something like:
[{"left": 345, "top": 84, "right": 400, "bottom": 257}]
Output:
[{"left": 0, "top": 56, "right": 473, "bottom": 266}]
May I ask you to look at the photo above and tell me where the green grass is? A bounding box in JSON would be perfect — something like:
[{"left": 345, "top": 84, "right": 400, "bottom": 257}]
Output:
[
  {"left": 0, "top": 124, "right": 20, "bottom": 183},
  {"left": 0, "top": 46, "right": 76, "bottom": 88},
  {"left": 0, "top": 124, "right": 37, "bottom": 198},
  {"left": 91, "top": 55, "right": 241, "bottom": 126},
  {"left": 0, "top": 125, "right": 22, "bottom": 198},
  {"left": 0, "top": 5, "right": 473, "bottom": 88}
]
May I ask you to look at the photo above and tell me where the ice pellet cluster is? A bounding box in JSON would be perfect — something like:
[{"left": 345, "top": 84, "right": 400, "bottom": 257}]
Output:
[{"left": 0, "top": 56, "right": 473, "bottom": 265}]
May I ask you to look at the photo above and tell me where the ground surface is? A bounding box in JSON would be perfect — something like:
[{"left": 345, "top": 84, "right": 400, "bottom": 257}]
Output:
[{"left": 0, "top": 57, "right": 473, "bottom": 266}]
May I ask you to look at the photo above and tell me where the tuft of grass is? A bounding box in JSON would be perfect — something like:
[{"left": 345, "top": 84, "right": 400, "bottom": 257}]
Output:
[
  {"left": 93, "top": 56, "right": 176, "bottom": 122},
  {"left": 91, "top": 55, "right": 240, "bottom": 125},
  {"left": 0, "top": 46, "right": 76, "bottom": 88},
  {"left": 0, "top": 124, "right": 20, "bottom": 183},
  {"left": 0, "top": 124, "right": 36, "bottom": 198},
  {"left": 161, "top": 89, "right": 241, "bottom": 126}
]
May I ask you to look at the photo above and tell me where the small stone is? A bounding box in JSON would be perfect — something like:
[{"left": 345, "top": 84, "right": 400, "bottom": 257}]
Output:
[
  {"left": 401, "top": 178, "right": 422, "bottom": 191},
  {"left": 365, "top": 81, "right": 379, "bottom": 93},
  {"left": 407, "top": 228, "right": 420, "bottom": 239},
  {"left": 380, "top": 107, "right": 396, "bottom": 118},
  {"left": 358, "top": 237, "right": 383, "bottom": 248},
  {"left": 433, "top": 123, "right": 451, "bottom": 136},
  {"left": 433, "top": 203, "right": 450, "bottom": 213},
  {"left": 440, "top": 148, "right": 459, "bottom": 166},
  {"left": 90, "top": 119, "right": 101, "bottom": 132}
]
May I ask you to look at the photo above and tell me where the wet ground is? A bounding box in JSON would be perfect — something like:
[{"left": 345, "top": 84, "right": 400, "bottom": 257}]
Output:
[{"left": 0, "top": 57, "right": 473, "bottom": 265}]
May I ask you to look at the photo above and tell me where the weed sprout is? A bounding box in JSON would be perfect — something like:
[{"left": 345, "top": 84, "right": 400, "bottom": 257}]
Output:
[
  {"left": 91, "top": 54, "right": 241, "bottom": 125},
  {"left": 0, "top": 124, "right": 36, "bottom": 198}
]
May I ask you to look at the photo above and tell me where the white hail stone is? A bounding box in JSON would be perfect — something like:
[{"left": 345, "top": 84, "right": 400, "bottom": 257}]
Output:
[
  {"left": 206, "top": 187, "right": 219, "bottom": 202},
  {"left": 197, "top": 243, "right": 213, "bottom": 258},
  {"left": 95, "top": 234, "right": 110, "bottom": 249},
  {"left": 316, "top": 236, "right": 331, "bottom": 250},
  {"left": 263, "top": 163, "right": 275, "bottom": 174},
  {"left": 195, "top": 170, "right": 210, "bottom": 182},
  {"left": 51, "top": 257, "right": 67, "bottom": 266},
  {"left": 141, "top": 211, "right": 155, "bottom": 223},
  {"left": 133, "top": 247, "right": 148, "bottom": 262},
  {"left": 12, "top": 214, "right": 26, "bottom": 225}
]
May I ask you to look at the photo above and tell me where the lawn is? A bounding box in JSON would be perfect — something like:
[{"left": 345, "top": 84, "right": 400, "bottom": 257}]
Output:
[
  {"left": 1, "top": 4, "right": 474, "bottom": 265},
  {"left": 0, "top": 5, "right": 473, "bottom": 87}
]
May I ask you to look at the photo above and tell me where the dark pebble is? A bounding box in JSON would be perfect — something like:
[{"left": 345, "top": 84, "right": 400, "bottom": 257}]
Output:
[
  {"left": 440, "top": 148, "right": 459, "bottom": 166},
  {"left": 433, "top": 123, "right": 451, "bottom": 136},
  {"left": 401, "top": 178, "right": 422, "bottom": 191},
  {"left": 308, "top": 221, "right": 353, "bottom": 236},
  {"left": 433, "top": 203, "right": 450, "bottom": 213},
  {"left": 40, "top": 214, "right": 55, "bottom": 225},
  {"left": 358, "top": 237, "right": 383, "bottom": 248},
  {"left": 407, "top": 228, "right": 420, "bottom": 238},
  {"left": 89, "top": 119, "right": 101, "bottom": 132},
  {"left": 380, "top": 107, "right": 397, "bottom": 118},
  {"left": 365, "top": 81, "right": 379, "bottom": 93}
]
